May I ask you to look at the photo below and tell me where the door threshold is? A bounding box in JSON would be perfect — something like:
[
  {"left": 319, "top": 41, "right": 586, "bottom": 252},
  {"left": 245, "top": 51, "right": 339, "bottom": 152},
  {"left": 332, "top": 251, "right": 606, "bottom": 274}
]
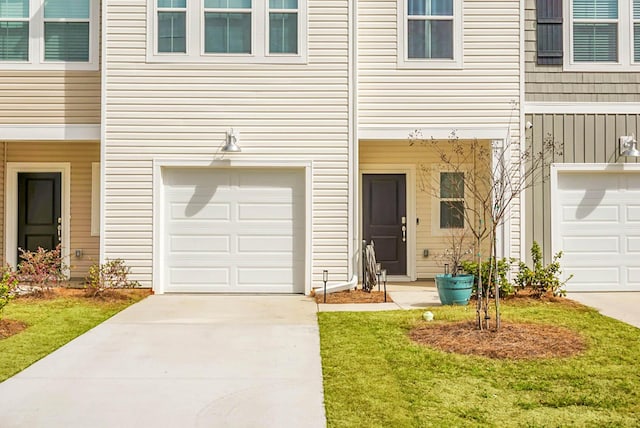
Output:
[{"left": 387, "top": 275, "right": 411, "bottom": 282}]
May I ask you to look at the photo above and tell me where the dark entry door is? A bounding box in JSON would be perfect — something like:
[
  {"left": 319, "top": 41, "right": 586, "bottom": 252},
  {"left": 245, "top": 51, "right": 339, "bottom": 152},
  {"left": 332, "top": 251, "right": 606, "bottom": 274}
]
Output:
[
  {"left": 363, "top": 174, "right": 407, "bottom": 275},
  {"left": 17, "top": 172, "right": 62, "bottom": 259}
]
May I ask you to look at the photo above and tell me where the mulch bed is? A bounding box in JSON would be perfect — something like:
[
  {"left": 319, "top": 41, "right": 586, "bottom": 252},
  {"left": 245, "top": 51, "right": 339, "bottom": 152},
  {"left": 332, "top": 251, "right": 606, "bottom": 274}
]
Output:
[
  {"left": 315, "top": 289, "right": 393, "bottom": 304},
  {"left": 0, "top": 319, "right": 28, "bottom": 339},
  {"left": 410, "top": 321, "right": 587, "bottom": 360}
]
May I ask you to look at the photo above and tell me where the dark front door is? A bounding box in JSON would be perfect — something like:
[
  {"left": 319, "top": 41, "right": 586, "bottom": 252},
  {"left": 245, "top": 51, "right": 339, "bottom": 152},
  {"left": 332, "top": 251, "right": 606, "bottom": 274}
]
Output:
[
  {"left": 17, "top": 172, "right": 62, "bottom": 260},
  {"left": 363, "top": 174, "right": 407, "bottom": 275}
]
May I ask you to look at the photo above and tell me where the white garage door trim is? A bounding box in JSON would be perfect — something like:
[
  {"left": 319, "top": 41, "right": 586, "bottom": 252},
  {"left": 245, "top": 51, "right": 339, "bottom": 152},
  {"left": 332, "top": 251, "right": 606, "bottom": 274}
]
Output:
[
  {"left": 152, "top": 158, "right": 312, "bottom": 294},
  {"left": 551, "top": 163, "right": 640, "bottom": 292}
]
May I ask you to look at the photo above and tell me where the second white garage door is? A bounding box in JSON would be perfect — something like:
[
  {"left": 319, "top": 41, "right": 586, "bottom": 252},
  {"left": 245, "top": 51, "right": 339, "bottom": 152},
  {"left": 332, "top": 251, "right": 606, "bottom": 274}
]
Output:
[
  {"left": 162, "top": 168, "right": 305, "bottom": 293},
  {"left": 554, "top": 170, "right": 640, "bottom": 292}
]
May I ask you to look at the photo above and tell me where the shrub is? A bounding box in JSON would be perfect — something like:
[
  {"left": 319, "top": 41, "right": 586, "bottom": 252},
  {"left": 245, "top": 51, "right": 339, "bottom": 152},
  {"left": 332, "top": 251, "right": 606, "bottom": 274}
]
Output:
[
  {"left": 515, "top": 241, "right": 572, "bottom": 297},
  {"left": 85, "top": 259, "right": 140, "bottom": 297},
  {"left": 17, "top": 245, "right": 67, "bottom": 292},
  {"left": 461, "top": 257, "right": 516, "bottom": 297},
  {"left": 0, "top": 266, "right": 18, "bottom": 317}
]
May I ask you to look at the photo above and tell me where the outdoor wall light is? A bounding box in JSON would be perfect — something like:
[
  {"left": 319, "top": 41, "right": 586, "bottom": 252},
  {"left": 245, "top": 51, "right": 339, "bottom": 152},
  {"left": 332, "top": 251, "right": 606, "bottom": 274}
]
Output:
[
  {"left": 222, "top": 129, "right": 241, "bottom": 152},
  {"left": 620, "top": 135, "right": 640, "bottom": 157}
]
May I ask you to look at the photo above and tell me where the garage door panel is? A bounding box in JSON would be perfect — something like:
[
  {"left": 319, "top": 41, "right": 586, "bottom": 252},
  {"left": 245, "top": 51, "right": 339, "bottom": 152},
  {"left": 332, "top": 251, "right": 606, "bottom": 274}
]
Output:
[
  {"left": 570, "top": 267, "right": 620, "bottom": 284},
  {"left": 562, "top": 205, "right": 619, "bottom": 222},
  {"left": 238, "top": 203, "right": 294, "bottom": 221},
  {"left": 162, "top": 167, "right": 304, "bottom": 293},
  {"left": 171, "top": 203, "right": 230, "bottom": 220},
  {"left": 627, "top": 206, "right": 640, "bottom": 222},
  {"left": 562, "top": 236, "right": 619, "bottom": 253},
  {"left": 170, "top": 268, "right": 229, "bottom": 285},
  {"left": 170, "top": 235, "right": 230, "bottom": 253}
]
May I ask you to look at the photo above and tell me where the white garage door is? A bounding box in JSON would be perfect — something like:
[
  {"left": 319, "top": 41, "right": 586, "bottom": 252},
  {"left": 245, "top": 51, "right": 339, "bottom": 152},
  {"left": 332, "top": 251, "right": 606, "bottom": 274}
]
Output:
[
  {"left": 555, "top": 171, "right": 640, "bottom": 291},
  {"left": 162, "top": 168, "right": 305, "bottom": 293}
]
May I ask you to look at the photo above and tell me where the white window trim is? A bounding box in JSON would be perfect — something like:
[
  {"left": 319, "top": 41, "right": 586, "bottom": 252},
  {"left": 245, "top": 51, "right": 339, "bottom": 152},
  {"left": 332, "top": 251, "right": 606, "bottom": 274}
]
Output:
[
  {"left": 147, "top": 0, "right": 308, "bottom": 64},
  {"left": 397, "top": 0, "right": 463, "bottom": 69},
  {"left": 91, "top": 162, "right": 100, "bottom": 237},
  {"left": 564, "top": 0, "right": 640, "bottom": 71},
  {"left": 0, "top": 0, "right": 99, "bottom": 70}
]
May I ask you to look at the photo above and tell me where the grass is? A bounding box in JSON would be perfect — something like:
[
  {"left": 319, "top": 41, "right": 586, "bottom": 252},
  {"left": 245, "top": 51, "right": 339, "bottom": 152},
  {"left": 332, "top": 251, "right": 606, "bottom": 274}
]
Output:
[
  {"left": 318, "top": 299, "right": 640, "bottom": 427},
  {"left": 0, "top": 291, "right": 148, "bottom": 382}
]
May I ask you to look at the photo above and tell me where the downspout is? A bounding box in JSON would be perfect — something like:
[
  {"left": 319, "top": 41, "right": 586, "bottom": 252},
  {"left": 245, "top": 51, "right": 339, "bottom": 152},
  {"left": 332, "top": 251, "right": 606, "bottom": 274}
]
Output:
[
  {"left": 347, "top": 0, "right": 359, "bottom": 286},
  {"left": 99, "top": 0, "right": 107, "bottom": 265},
  {"left": 518, "top": 0, "right": 526, "bottom": 262}
]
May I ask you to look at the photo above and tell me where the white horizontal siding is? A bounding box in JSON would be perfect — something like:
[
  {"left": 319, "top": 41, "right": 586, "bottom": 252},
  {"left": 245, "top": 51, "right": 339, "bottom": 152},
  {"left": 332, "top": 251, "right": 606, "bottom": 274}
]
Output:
[
  {"left": 358, "top": 0, "right": 521, "bottom": 128},
  {"left": 104, "top": 0, "right": 351, "bottom": 287}
]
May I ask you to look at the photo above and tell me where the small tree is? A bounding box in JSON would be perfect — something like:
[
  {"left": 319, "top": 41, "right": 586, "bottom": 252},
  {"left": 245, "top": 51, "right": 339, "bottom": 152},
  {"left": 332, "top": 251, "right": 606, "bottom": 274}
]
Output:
[{"left": 410, "top": 128, "right": 562, "bottom": 330}]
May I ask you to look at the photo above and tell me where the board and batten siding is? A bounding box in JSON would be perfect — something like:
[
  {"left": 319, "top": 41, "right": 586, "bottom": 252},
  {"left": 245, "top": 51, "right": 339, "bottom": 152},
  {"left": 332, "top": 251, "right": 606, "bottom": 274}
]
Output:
[
  {"left": 358, "top": 0, "right": 521, "bottom": 128},
  {"left": 524, "top": 113, "right": 640, "bottom": 262},
  {"left": 525, "top": 0, "right": 640, "bottom": 102},
  {"left": 0, "top": 142, "right": 100, "bottom": 277},
  {"left": 0, "top": 72, "right": 101, "bottom": 124},
  {"left": 103, "top": 1, "right": 351, "bottom": 287}
]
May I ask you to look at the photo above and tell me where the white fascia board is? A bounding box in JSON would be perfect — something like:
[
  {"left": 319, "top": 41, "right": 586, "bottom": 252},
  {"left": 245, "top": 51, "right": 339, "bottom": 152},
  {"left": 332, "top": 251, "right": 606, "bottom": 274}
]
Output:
[
  {"left": 0, "top": 125, "right": 100, "bottom": 141},
  {"left": 359, "top": 126, "right": 510, "bottom": 141},
  {"left": 525, "top": 102, "right": 640, "bottom": 114}
]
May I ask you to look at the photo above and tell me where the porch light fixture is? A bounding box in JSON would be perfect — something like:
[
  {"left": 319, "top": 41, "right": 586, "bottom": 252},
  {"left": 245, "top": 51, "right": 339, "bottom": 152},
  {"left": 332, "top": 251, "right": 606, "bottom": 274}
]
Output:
[
  {"left": 222, "top": 129, "right": 241, "bottom": 153},
  {"left": 620, "top": 135, "right": 640, "bottom": 157}
]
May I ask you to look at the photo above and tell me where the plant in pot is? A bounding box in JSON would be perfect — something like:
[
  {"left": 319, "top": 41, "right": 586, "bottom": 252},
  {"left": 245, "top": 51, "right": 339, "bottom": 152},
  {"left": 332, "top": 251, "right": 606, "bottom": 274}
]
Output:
[{"left": 435, "top": 228, "right": 474, "bottom": 305}]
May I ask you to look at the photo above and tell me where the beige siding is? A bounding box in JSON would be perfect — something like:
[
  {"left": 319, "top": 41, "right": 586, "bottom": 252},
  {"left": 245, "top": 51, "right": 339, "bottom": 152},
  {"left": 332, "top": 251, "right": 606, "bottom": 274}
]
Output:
[
  {"left": 524, "top": 113, "right": 640, "bottom": 262},
  {"left": 104, "top": 1, "right": 351, "bottom": 287},
  {"left": 358, "top": 0, "right": 521, "bottom": 128},
  {"left": 360, "top": 139, "right": 491, "bottom": 278},
  {"left": 0, "top": 72, "right": 101, "bottom": 124},
  {"left": 524, "top": 0, "right": 640, "bottom": 102},
  {"left": 2, "top": 142, "right": 100, "bottom": 279}
]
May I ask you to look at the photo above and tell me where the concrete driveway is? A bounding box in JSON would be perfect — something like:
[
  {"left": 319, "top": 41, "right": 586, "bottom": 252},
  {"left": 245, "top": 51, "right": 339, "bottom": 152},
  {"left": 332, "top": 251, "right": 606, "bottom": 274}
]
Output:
[
  {"left": 0, "top": 295, "right": 326, "bottom": 428},
  {"left": 568, "top": 292, "right": 640, "bottom": 329}
]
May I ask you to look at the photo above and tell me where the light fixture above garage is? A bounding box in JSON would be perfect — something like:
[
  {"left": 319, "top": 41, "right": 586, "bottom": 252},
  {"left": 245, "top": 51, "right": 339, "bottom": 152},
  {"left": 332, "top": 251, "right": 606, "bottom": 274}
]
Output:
[
  {"left": 222, "top": 129, "right": 241, "bottom": 153},
  {"left": 620, "top": 135, "right": 640, "bottom": 157}
]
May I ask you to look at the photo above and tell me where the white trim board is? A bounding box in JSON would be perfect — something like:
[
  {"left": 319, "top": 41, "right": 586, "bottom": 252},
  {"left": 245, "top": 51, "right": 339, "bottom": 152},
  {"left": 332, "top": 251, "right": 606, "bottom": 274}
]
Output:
[
  {"left": 152, "top": 157, "right": 313, "bottom": 295},
  {"left": 359, "top": 164, "right": 417, "bottom": 282},
  {"left": 525, "top": 103, "right": 640, "bottom": 115},
  {"left": 0, "top": 125, "right": 100, "bottom": 141},
  {"left": 359, "top": 126, "right": 510, "bottom": 141},
  {"left": 4, "top": 163, "right": 71, "bottom": 276}
]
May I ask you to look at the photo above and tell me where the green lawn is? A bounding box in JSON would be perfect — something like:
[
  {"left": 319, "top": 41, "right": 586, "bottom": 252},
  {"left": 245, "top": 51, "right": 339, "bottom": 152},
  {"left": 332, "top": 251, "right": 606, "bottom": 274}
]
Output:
[
  {"left": 319, "top": 300, "right": 640, "bottom": 427},
  {"left": 0, "top": 291, "right": 148, "bottom": 382}
]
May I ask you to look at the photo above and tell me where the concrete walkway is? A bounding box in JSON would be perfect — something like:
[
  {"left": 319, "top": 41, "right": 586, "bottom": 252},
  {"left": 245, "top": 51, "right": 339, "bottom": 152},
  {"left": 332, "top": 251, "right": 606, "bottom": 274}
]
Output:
[
  {"left": 568, "top": 292, "right": 640, "bottom": 329},
  {"left": 0, "top": 295, "right": 326, "bottom": 428},
  {"left": 318, "top": 283, "right": 440, "bottom": 312}
]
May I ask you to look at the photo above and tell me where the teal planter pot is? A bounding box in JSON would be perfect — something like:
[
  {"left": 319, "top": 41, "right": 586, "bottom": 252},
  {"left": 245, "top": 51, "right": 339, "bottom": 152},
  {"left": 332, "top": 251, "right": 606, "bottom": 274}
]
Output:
[{"left": 435, "top": 274, "right": 474, "bottom": 305}]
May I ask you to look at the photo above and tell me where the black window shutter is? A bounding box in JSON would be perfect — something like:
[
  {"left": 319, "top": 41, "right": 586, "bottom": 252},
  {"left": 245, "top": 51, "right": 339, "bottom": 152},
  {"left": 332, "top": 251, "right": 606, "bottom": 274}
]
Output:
[{"left": 536, "top": 0, "right": 563, "bottom": 65}]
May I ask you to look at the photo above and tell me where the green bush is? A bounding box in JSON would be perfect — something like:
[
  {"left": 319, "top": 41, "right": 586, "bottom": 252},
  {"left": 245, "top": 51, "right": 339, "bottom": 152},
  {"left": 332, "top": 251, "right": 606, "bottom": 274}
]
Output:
[
  {"left": 85, "top": 259, "right": 140, "bottom": 297},
  {"left": 461, "top": 257, "right": 515, "bottom": 297},
  {"left": 0, "top": 266, "right": 18, "bottom": 317},
  {"left": 515, "top": 241, "right": 572, "bottom": 297}
]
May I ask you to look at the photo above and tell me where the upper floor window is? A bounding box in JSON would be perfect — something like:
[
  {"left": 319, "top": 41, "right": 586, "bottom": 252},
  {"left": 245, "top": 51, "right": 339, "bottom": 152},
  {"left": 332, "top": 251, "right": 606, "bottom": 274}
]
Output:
[
  {"left": 149, "top": 0, "right": 307, "bottom": 63},
  {"left": 398, "top": 0, "right": 463, "bottom": 69},
  {"left": 0, "top": 0, "right": 98, "bottom": 70},
  {"left": 565, "top": 0, "right": 640, "bottom": 70}
]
